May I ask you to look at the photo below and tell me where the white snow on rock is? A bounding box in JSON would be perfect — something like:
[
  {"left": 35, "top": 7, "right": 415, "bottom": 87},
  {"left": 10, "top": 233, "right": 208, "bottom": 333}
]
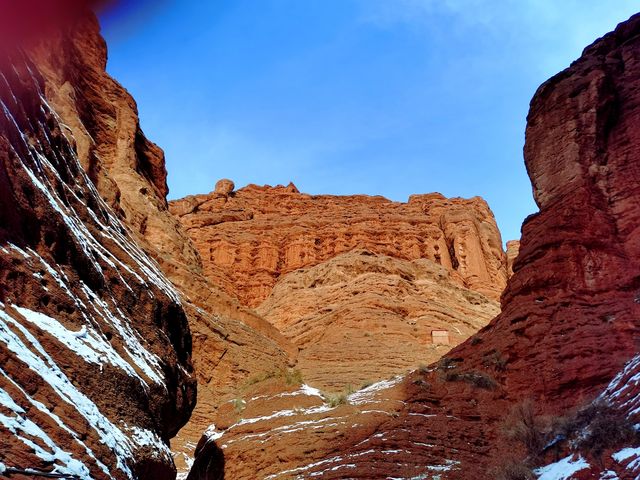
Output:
[
  {"left": 347, "top": 376, "right": 403, "bottom": 405},
  {"left": 602, "top": 353, "right": 640, "bottom": 423},
  {"left": 13, "top": 305, "right": 148, "bottom": 383},
  {"left": 0, "top": 307, "right": 168, "bottom": 478},
  {"left": 0, "top": 60, "right": 183, "bottom": 480},
  {"left": 204, "top": 424, "right": 224, "bottom": 441},
  {"left": 612, "top": 446, "right": 640, "bottom": 473},
  {"left": 0, "top": 383, "right": 93, "bottom": 479},
  {"left": 534, "top": 455, "right": 590, "bottom": 480}
]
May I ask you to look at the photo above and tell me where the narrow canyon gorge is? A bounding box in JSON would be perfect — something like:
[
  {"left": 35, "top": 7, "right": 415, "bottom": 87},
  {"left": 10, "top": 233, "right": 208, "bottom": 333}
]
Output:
[{"left": 0, "top": 4, "right": 638, "bottom": 480}]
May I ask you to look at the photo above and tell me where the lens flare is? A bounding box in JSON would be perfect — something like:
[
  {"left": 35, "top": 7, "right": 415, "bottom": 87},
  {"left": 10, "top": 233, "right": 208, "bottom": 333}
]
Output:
[{"left": 0, "top": 0, "right": 116, "bottom": 49}]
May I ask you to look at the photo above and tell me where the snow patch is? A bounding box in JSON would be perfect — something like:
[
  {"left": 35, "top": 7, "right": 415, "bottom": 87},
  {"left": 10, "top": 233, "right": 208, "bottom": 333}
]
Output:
[{"left": 535, "top": 455, "right": 590, "bottom": 480}]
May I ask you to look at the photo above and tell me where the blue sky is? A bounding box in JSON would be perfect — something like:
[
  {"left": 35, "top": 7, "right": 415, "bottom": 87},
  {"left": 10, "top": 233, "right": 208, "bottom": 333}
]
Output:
[{"left": 100, "top": 1, "right": 639, "bottom": 243}]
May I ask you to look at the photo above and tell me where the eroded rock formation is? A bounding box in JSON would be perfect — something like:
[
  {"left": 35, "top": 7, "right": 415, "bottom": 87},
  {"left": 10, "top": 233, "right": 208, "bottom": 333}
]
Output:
[
  {"left": 170, "top": 185, "right": 509, "bottom": 306},
  {"left": 170, "top": 182, "right": 513, "bottom": 476},
  {"left": 505, "top": 239, "right": 520, "bottom": 277},
  {"left": 0, "top": 47, "right": 195, "bottom": 479},
  {"left": 257, "top": 250, "right": 499, "bottom": 392}
]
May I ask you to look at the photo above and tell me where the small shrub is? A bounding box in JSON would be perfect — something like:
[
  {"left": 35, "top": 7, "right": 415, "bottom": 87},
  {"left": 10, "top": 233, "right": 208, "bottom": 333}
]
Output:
[
  {"left": 231, "top": 398, "right": 246, "bottom": 414},
  {"left": 245, "top": 368, "right": 304, "bottom": 387},
  {"left": 470, "top": 336, "right": 482, "bottom": 346},
  {"left": 245, "top": 370, "right": 277, "bottom": 386},
  {"left": 361, "top": 380, "right": 374, "bottom": 389},
  {"left": 284, "top": 368, "right": 304, "bottom": 386},
  {"left": 502, "top": 400, "right": 548, "bottom": 460},
  {"left": 444, "top": 370, "right": 497, "bottom": 390},
  {"left": 555, "top": 400, "right": 640, "bottom": 458},
  {"left": 323, "top": 384, "right": 356, "bottom": 407},
  {"left": 436, "top": 356, "right": 460, "bottom": 371},
  {"left": 327, "top": 393, "right": 349, "bottom": 407},
  {"left": 483, "top": 350, "right": 508, "bottom": 372},
  {"left": 412, "top": 378, "right": 429, "bottom": 389}
]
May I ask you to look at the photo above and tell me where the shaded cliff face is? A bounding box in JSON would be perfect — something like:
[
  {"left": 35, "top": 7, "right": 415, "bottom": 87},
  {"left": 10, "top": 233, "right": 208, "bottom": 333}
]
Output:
[
  {"left": 170, "top": 185, "right": 509, "bottom": 307},
  {"left": 187, "top": 12, "right": 640, "bottom": 480},
  {"left": 30, "top": 13, "right": 203, "bottom": 275},
  {"left": 0, "top": 46, "right": 196, "bottom": 480}
]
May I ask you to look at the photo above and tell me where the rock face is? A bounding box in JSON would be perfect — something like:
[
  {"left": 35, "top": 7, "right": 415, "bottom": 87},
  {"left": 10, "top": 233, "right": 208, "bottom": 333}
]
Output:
[
  {"left": 1, "top": 6, "right": 291, "bottom": 479},
  {"left": 170, "top": 182, "right": 512, "bottom": 476},
  {"left": 0, "top": 46, "right": 196, "bottom": 480},
  {"left": 188, "top": 12, "right": 640, "bottom": 480},
  {"left": 257, "top": 250, "right": 499, "bottom": 392},
  {"left": 31, "top": 12, "right": 203, "bottom": 278},
  {"left": 505, "top": 239, "right": 520, "bottom": 277},
  {"left": 170, "top": 185, "right": 509, "bottom": 307}
]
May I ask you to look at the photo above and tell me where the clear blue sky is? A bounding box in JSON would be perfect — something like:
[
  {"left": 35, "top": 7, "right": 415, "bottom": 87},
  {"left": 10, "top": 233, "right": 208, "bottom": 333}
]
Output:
[{"left": 100, "top": 1, "right": 638, "bottom": 243}]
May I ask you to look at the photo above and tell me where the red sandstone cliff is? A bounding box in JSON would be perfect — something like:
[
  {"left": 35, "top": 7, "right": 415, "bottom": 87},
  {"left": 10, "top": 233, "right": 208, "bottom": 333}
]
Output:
[
  {"left": 0, "top": 47, "right": 195, "bottom": 479},
  {"left": 170, "top": 184, "right": 509, "bottom": 306},
  {"left": 169, "top": 180, "right": 512, "bottom": 475}
]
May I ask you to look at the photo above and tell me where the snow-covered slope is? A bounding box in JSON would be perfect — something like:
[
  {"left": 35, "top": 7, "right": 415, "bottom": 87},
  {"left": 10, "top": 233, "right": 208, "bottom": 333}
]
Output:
[{"left": 534, "top": 354, "right": 640, "bottom": 480}]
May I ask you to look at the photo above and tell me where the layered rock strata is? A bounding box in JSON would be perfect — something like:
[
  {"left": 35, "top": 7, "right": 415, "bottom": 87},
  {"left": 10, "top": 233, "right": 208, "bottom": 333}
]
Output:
[
  {"left": 170, "top": 186, "right": 509, "bottom": 307},
  {"left": 257, "top": 250, "right": 499, "bottom": 391}
]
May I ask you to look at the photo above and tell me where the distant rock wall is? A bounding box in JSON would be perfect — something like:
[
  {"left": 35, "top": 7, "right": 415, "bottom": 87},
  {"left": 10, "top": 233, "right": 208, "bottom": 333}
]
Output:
[
  {"left": 257, "top": 250, "right": 499, "bottom": 391},
  {"left": 170, "top": 184, "right": 509, "bottom": 307}
]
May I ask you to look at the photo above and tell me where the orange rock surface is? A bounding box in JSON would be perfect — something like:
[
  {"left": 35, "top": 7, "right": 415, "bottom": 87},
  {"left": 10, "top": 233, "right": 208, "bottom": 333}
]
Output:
[
  {"left": 505, "top": 239, "right": 520, "bottom": 277},
  {"left": 257, "top": 250, "right": 499, "bottom": 392},
  {"left": 0, "top": 37, "right": 195, "bottom": 480},
  {"left": 170, "top": 185, "right": 509, "bottom": 307},
  {"left": 169, "top": 181, "right": 513, "bottom": 476}
]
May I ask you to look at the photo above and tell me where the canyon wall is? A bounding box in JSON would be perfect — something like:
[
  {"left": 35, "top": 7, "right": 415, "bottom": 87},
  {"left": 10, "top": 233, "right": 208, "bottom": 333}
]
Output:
[
  {"left": 170, "top": 185, "right": 510, "bottom": 307},
  {"left": 1, "top": 7, "right": 294, "bottom": 479},
  {"left": 0, "top": 47, "right": 196, "bottom": 479}
]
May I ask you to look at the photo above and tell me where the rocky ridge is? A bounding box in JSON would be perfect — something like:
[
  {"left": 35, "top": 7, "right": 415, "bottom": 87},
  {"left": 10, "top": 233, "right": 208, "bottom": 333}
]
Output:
[{"left": 170, "top": 185, "right": 509, "bottom": 307}]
